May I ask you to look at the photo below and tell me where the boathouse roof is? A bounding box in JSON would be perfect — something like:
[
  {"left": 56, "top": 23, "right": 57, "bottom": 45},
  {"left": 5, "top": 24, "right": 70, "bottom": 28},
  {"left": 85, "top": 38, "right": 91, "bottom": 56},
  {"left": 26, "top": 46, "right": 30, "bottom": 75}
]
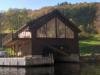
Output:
[{"left": 16, "top": 10, "right": 81, "bottom": 33}]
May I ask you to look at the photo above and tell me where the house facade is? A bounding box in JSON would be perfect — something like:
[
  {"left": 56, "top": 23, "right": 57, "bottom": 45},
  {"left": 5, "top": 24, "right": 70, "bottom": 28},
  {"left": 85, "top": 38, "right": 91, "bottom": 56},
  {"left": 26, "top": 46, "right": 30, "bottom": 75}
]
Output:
[{"left": 2, "top": 10, "right": 80, "bottom": 62}]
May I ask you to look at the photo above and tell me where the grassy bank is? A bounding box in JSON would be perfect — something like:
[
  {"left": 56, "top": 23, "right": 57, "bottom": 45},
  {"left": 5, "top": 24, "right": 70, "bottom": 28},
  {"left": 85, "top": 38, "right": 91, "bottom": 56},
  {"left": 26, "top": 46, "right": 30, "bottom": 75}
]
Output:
[{"left": 80, "top": 34, "right": 100, "bottom": 56}]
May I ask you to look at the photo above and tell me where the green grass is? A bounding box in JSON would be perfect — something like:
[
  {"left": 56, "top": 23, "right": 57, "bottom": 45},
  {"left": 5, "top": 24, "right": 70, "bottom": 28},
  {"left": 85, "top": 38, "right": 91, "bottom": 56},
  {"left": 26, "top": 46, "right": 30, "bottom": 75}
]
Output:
[{"left": 80, "top": 34, "right": 100, "bottom": 55}]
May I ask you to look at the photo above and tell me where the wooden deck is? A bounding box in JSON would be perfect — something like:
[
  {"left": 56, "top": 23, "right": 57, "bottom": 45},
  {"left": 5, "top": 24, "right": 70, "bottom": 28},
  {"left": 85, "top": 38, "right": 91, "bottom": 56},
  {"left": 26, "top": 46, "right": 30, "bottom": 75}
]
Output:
[{"left": 0, "top": 55, "right": 54, "bottom": 67}]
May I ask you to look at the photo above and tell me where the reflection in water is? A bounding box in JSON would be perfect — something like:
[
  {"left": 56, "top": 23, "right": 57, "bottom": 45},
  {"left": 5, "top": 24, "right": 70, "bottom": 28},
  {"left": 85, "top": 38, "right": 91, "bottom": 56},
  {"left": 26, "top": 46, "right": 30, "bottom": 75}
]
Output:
[
  {"left": 26, "top": 67, "right": 54, "bottom": 75},
  {"left": 0, "top": 67, "right": 54, "bottom": 75},
  {"left": 0, "top": 63, "right": 81, "bottom": 75},
  {"left": 1, "top": 63, "right": 100, "bottom": 75},
  {"left": 0, "top": 63, "right": 97, "bottom": 75},
  {"left": 81, "top": 63, "right": 100, "bottom": 75},
  {"left": 55, "top": 63, "right": 80, "bottom": 75}
]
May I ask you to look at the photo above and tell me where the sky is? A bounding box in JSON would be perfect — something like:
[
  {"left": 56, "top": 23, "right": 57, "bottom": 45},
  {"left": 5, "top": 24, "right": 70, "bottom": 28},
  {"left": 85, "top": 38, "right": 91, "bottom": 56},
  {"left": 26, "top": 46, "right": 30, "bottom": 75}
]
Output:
[{"left": 0, "top": 0, "right": 99, "bottom": 11}]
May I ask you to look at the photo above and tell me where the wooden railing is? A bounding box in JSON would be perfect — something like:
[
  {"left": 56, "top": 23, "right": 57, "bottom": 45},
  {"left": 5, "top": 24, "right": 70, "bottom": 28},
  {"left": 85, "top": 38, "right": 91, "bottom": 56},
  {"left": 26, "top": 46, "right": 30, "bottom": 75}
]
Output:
[
  {"left": 0, "top": 56, "right": 54, "bottom": 66},
  {"left": 2, "top": 33, "right": 18, "bottom": 45}
]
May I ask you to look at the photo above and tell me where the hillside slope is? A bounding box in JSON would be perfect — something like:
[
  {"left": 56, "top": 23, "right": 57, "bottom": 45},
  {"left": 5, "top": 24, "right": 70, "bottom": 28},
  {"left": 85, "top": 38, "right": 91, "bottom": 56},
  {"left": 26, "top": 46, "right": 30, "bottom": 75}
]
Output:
[
  {"left": 0, "top": 2, "right": 99, "bottom": 34},
  {"left": 94, "top": 3, "right": 100, "bottom": 34}
]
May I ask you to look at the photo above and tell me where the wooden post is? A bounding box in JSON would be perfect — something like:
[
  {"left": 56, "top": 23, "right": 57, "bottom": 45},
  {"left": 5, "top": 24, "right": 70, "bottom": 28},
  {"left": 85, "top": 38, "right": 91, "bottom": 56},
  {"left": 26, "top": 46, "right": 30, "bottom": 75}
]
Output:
[
  {"left": 45, "top": 24, "right": 47, "bottom": 38},
  {"left": 55, "top": 18, "right": 58, "bottom": 38}
]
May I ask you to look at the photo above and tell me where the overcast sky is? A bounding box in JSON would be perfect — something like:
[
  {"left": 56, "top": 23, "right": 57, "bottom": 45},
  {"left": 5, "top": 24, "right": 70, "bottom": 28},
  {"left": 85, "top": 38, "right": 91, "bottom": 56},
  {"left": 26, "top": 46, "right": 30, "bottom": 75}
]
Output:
[{"left": 0, "top": 0, "right": 99, "bottom": 11}]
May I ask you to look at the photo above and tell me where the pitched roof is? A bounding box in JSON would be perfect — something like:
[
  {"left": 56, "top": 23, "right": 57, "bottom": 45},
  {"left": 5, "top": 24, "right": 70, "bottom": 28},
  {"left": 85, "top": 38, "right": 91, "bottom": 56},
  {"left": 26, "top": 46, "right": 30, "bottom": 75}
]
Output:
[
  {"left": 17, "top": 10, "right": 81, "bottom": 33},
  {"left": 28, "top": 9, "right": 80, "bottom": 32}
]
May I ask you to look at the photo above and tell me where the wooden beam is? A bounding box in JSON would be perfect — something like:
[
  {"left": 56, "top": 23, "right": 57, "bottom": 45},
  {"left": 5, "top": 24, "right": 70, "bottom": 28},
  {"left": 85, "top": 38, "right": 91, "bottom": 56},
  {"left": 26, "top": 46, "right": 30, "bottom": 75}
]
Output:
[{"left": 55, "top": 18, "right": 58, "bottom": 38}]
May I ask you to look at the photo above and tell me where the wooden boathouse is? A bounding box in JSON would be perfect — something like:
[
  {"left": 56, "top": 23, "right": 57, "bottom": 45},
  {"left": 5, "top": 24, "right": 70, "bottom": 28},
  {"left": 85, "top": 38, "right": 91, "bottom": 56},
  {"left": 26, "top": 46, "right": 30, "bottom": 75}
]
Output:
[{"left": 1, "top": 10, "right": 80, "bottom": 66}]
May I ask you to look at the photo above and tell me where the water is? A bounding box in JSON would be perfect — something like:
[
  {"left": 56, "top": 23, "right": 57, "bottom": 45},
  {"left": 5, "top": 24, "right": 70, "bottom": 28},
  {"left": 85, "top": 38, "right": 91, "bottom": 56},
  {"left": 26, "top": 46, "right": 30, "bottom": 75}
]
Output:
[
  {"left": 0, "top": 63, "right": 99, "bottom": 75},
  {"left": 81, "top": 63, "right": 100, "bottom": 75}
]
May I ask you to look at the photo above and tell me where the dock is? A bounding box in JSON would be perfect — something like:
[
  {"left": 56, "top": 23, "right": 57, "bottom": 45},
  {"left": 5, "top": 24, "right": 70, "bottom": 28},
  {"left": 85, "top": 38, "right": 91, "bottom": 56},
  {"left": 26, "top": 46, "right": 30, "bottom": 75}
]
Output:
[{"left": 0, "top": 55, "right": 54, "bottom": 67}]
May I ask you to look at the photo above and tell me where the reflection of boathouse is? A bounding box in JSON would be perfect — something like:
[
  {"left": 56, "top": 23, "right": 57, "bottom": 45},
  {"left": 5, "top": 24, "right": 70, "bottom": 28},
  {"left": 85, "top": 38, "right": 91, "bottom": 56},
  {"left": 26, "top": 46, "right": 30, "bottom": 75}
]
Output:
[{"left": 2, "top": 10, "right": 80, "bottom": 66}]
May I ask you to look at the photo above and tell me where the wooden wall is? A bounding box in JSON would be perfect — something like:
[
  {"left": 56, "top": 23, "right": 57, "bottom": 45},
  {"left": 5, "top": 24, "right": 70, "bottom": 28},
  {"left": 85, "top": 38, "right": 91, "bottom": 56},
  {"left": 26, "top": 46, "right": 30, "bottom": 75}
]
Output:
[{"left": 31, "top": 17, "right": 79, "bottom": 55}]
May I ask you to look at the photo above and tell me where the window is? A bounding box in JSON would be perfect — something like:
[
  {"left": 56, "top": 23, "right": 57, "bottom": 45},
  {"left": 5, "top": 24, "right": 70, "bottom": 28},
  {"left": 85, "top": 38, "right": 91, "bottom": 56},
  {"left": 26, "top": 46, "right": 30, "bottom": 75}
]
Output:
[{"left": 18, "top": 27, "right": 31, "bottom": 38}]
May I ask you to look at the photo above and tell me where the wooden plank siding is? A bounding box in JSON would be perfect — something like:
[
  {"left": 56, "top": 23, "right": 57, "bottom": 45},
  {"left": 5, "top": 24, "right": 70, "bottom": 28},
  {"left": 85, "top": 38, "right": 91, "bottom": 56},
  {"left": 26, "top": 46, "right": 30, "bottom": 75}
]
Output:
[{"left": 2, "top": 10, "right": 80, "bottom": 57}]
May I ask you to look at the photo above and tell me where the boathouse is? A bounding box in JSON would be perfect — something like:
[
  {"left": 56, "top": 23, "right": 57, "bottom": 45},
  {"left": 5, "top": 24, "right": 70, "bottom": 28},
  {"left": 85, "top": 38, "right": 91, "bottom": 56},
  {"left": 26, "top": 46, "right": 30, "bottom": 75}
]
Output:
[{"left": 2, "top": 10, "right": 80, "bottom": 65}]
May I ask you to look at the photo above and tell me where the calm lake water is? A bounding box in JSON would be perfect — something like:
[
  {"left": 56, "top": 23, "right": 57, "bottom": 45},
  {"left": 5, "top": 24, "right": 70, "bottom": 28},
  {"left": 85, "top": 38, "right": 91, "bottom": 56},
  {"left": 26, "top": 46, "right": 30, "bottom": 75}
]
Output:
[{"left": 0, "top": 63, "right": 99, "bottom": 75}]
